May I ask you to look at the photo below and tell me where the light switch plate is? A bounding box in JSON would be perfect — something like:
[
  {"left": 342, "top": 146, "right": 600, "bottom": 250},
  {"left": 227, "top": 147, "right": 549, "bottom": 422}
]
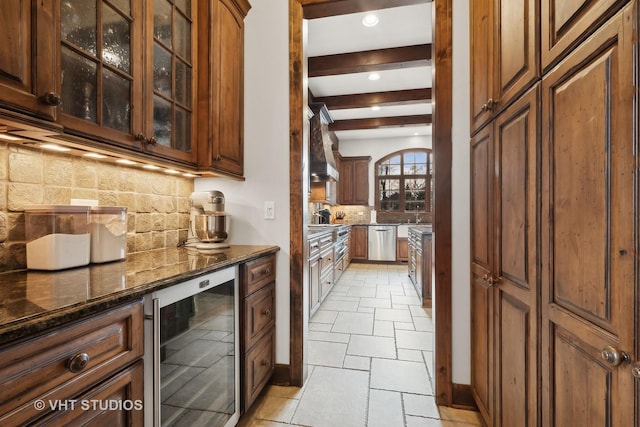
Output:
[{"left": 264, "top": 201, "right": 275, "bottom": 219}]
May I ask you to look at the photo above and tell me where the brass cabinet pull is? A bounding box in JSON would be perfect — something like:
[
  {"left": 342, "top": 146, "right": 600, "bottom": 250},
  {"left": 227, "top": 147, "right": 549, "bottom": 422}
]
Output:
[
  {"left": 67, "top": 352, "right": 91, "bottom": 373},
  {"left": 262, "top": 268, "right": 271, "bottom": 276},
  {"left": 482, "top": 274, "right": 488, "bottom": 283},
  {"left": 631, "top": 364, "right": 640, "bottom": 379},
  {"left": 601, "top": 345, "right": 630, "bottom": 367},
  {"left": 147, "top": 135, "right": 157, "bottom": 145},
  {"left": 263, "top": 308, "right": 271, "bottom": 317},
  {"left": 487, "top": 276, "right": 499, "bottom": 287},
  {"left": 41, "top": 92, "right": 62, "bottom": 106},
  {"left": 135, "top": 133, "right": 157, "bottom": 145},
  {"left": 261, "top": 360, "right": 271, "bottom": 368}
]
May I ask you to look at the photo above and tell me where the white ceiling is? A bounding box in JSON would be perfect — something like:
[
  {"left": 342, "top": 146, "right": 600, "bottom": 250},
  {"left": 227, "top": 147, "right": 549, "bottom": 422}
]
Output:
[{"left": 306, "top": 2, "right": 432, "bottom": 141}]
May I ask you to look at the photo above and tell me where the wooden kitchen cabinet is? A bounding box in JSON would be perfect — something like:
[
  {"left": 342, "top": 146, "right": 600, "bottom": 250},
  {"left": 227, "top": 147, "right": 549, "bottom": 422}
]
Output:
[
  {"left": 338, "top": 156, "right": 371, "bottom": 205},
  {"left": 0, "top": 301, "right": 144, "bottom": 426},
  {"left": 308, "top": 231, "right": 333, "bottom": 316},
  {"left": 0, "top": 1, "right": 58, "bottom": 121},
  {"left": 396, "top": 237, "right": 408, "bottom": 262},
  {"left": 198, "top": 0, "right": 251, "bottom": 178},
  {"left": 351, "top": 225, "right": 368, "bottom": 261},
  {"left": 470, "top": 0, "right": 539, "bottom": 134},
  {"left": 0, "top": 0, "right": 250, "bottom": 177},
  {"left": 470, "top": 86, "right": 540, "bottom": 426},
  {"left": 240, "top": 253, "right": 276, "bottom": 411}
]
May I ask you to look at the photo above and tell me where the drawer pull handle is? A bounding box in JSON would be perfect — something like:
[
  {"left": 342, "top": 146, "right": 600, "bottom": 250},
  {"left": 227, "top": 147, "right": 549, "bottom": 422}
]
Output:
[
  {"left": 263, "top": 308, "right": 271, "bottom": 317},
  {"left": 68, "top": 353, "right": 91, "bottom": 373},
  {"left": 262, "top": 360, "right": 271, "bottom": 368},
  {"left": 262, "top": 268, "right": 271, "bottom": 276}
]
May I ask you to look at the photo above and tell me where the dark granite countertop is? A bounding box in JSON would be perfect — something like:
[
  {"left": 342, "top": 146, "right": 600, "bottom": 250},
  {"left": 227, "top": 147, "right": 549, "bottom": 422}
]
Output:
[{"left": 0, "top": 245, "right": 279, "bottom": 344}]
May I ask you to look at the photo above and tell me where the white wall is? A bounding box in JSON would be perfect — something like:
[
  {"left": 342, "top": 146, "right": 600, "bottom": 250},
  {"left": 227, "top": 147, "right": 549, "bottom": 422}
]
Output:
[
  {"left": 338, "top": 135, "right": 432, "bottom": 206},
  {"left": 194, "top": 0, "right": 291, "bottom": 364},
  {"left": 451, "top": 0, "right": 471, "bottom": 385}
]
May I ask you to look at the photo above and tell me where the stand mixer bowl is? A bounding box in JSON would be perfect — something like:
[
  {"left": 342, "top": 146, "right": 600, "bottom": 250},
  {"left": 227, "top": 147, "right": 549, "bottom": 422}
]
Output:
[{"left": 194, "top": 213, "right": 230, "bottom": 243}]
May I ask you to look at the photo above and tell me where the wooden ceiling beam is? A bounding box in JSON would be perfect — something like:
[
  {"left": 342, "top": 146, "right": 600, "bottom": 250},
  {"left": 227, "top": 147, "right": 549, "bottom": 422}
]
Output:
[
  {"left": 302, "top": 0, "right": 429, "bottom": 19},
  {"left": 329, "top": 114, "right": 432, "bottom": 131},
  {"left": 308, "top": 44, "right": 431, "bottom": 77},
  {"left": 314, "top": 88, "right": 431, "bottom": 110}
]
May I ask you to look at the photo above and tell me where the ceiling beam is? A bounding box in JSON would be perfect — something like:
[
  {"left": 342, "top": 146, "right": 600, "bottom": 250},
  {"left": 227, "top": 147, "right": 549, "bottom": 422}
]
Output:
[
  {"left": 329, "top": 114, "right": 432, "bottom": 131},
  {"left": 314, "top": 88, "right": 431, "bottom": 110},
  {"left": 309, "top": 44, "right": 431, "bottom": 77},
  {"left": 302, "top": 0, "right": 430, "bottom": 19}
]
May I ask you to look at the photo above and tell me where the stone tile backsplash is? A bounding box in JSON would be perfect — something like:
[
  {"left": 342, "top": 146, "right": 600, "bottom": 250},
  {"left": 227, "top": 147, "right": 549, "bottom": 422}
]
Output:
[{"left": 0, "top": 143, "right": 193, "bottom": 273}]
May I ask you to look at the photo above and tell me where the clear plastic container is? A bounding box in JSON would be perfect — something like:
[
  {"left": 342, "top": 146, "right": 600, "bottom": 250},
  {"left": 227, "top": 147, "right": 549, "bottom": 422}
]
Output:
[
  {"left": 25, "top": 205, "right": 91, "bottom": 270},
  {"left": 89, "top": 206, "right": 127, "bottom": 263}
]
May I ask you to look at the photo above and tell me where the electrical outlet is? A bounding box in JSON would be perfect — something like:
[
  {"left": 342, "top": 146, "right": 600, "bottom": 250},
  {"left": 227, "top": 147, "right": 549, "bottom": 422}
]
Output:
[{"left": 264, "top": 201, "right": 275, "bottom": 219}]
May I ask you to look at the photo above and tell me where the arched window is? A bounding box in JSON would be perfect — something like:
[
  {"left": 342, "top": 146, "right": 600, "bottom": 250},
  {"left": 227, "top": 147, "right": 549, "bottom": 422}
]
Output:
[{"left": 375, "top": 149, "right": 432, "bottom": 214}]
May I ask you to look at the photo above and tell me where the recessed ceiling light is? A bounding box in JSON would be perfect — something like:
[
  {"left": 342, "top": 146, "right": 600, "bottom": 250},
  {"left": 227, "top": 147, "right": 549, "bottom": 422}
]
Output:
[
  {"left": 40, "top": 143, "right": 70, "bottom": 152},
  {"left": 362, "top": 14, "right": 379, "bottom": 27},
  {"left": 368, "top": 73, "right": 381, "bottom": 81}
]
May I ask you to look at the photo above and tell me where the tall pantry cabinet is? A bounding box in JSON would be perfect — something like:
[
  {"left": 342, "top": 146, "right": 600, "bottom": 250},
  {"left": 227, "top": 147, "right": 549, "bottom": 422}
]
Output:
[{"left": 469, "top": 0, "right": 639, "bottom": 426}]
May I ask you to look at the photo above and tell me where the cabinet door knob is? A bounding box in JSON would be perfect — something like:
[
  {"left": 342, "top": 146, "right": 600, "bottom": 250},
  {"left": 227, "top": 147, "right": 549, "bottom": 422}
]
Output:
[
  {"left": 41, "top": 92, "right": 62, "bottom": 106},
  {"left": 263, "top": 308, "right": 271, "bottom": 317},
  {"left": 147, "top": 135, "right": 157, "bottom": 145},
  {"left": 632, "top": 364, "right": 640, "bottom": 379},
  {"left": 487, "top": 276, "right": 499, "bottom": 287},
  {"left": 262, "top": 268, "right": 271, "bottom": 276},
  {"left": 135, "top": 133, "right": 147, "bottom": 142},
  {"left": 214, "top": 154, "right": 221, "bottom": 161},
  {"left": 601, "top": 346, "right": 630, "bottom": 367},
  {"left": 67, "top": 352, "right": 91, "bottom": 373},
  {"left": 261, "top": 360, "right": 271, "bottom": 368}
]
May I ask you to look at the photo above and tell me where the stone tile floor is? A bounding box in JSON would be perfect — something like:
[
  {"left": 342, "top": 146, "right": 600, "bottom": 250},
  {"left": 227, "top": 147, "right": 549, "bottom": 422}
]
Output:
[{"left": 238, "top": 263, "right": 484, "bottom": 427}]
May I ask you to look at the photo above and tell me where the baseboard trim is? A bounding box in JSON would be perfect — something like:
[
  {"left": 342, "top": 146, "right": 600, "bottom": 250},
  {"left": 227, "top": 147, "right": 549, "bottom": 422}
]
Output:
[
  {"left": 451, "top": 383, "right": 478, "bottom": 411},
  {"left": 270, "top": 363, "right": 291, "bottom": 386}
]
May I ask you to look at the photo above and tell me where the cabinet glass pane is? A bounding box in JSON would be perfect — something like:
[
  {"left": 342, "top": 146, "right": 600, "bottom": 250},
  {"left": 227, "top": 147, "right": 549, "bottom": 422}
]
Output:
[
  {"left": 154, "top": 44, "right": 172, "bottom": 97},
  {"left": 61, "top": 47, "right": 97, "bottom": 122},
  {"left": 175, "top": 60, "right": 191, "bottom": 106},
  {"left": 175, "top": 0, "right": 191, "bottom": 16},
  {"left": 175, "top": 107, "right": 191, "bottom": 152},
  {"left": 61, "top": 0, "right": 97, "bottom": 55},
  {"left": 103, "top": 69, "right": 131, "bottom": 133},
  {"left": 175, "top": 11, "right": 191, "bottom": 61},
  {"left": 109, "top": 0, "right": 130, "bottom": 14},
  {"left": 154, "top": 0, "right": 172, "bottom": 48},
  {"left": 102, "top": 5, "right": 131, "bottom": 73},
  {"left": 154, "top": 96, "right": 172, "bottom": 147}
]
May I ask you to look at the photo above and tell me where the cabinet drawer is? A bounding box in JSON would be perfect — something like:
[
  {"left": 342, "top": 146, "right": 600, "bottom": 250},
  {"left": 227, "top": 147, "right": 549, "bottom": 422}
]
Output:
[
  {"left": 243, "top": 329, "right": 275, "bottom": 409},
  {"left": 244, "top": 283, "right": 275, "bottom": 349},
  {"left": 0, "top": 301, "right": 143, "bottom": 426},
  {"left": 243, "top": 254, "right": 276, "bottom": 295}
]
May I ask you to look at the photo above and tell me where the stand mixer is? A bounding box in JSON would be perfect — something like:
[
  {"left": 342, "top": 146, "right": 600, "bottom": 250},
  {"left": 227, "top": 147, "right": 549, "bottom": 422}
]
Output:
[{"left": 186, "top": 191, "right": 231, "bottom": 251}]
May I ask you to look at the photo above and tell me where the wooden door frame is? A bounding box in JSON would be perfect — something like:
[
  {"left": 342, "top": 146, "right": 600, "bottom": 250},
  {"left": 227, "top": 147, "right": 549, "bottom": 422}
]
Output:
[{"left": 288, "top": 0, "right": 456, "bottom": 407}]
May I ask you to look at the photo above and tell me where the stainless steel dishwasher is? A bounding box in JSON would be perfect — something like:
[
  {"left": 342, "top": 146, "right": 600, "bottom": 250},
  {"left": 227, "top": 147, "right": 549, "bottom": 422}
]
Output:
[{"left": 368, "top": 225, "right": 397, "bottom": 261}]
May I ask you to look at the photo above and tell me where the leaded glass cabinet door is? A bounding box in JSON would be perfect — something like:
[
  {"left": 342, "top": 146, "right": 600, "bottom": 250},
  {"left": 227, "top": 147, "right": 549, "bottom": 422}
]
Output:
[
  {"left": 59, "top": 0, "right": 143, "bottom": 149},
  {"left": 143, "top": 0, "right": 197, "bottom": 164}
]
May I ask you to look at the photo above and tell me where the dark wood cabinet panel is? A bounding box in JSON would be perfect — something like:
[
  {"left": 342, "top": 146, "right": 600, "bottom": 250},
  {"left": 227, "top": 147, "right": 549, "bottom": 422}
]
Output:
[
  {"left": 396, "top": 237, "right": 408, "bottom": 262},
  {"left": 470, "top": 0, "right": 539, "bottom": 134},
  {"left": 240, "top": 253, "right": 276, "bottom": 412},
  {"left": 338, "top": 156, "right": 370, "bottom": 205},
  {"left": 541, "top": 0, "right": 627, "bottom": 70},
  {"left": 541, "top": 5, "right": 636, "bottom": 424},
  {"left": 0, "top": 1, "right": 57, "bottom": 121},
  {"left": 351, "top": 225, "right": 368, "bottom": 260}
]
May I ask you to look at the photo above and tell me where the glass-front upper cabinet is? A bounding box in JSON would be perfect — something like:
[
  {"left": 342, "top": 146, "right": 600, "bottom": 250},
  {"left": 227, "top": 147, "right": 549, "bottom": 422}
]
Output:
[
  {"left": 58, "top": 0, "right": 196, "bottom": 164},
  {"left": 143, "top": 0, "right": 196, "bottom": 163}
]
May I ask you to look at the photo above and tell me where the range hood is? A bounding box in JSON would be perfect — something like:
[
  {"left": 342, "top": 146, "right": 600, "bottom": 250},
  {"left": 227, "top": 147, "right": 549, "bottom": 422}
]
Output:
[{"left": 309, "top": 103, "right": 339, "bottom": 182}]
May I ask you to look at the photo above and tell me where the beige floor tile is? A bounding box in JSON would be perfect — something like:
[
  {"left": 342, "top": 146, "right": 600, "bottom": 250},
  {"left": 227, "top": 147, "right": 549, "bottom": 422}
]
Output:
[
  {"left": 373, "top": 320, "right": 395, "bottom": 337},
  {"left": 308, "top": 340, "right": 347, "bottom": 367},
  {"left": 308, "top": 330, "right": 350, "bottom": 343},
  {"left": 375, "top": 307, "right": 414, "bottom": 322},
  {"left": 347, "top": 335, "right": 397, "bottom": 358},
  {"left": 403, "top": 393, "right": 440, "bottom": 418},
  {"left": 319, "top": 299, "right": 360, "bottom": 312},
  {"left": 396, "top": 330, "right": 433, "bottom": 351},
  {"left": 332, "top": 311, "right": 374, "bottom": 335},
  {"left": 368, "top": 389, "right": 404, "bottom": 427},
  {"left": 398, "top": 348, "right": 424, "bottom": 362},
  {"left": 370, "top": 358, "right": 432, "bottom": 395},
  {"left": 343, "top": 355, "right": 370, "bottom": 371},
  {"left": 359, "top": 297, "right": 392, "bottom": 309},
  {"left": 310, "top": 309, "right": 339, "bottom": 324}
]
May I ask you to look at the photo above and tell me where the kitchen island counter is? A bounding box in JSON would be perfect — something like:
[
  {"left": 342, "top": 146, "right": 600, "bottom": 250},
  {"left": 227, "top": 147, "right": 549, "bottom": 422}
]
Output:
[{"left": 0, "top": 245, "right": 279, "bottom": 343}]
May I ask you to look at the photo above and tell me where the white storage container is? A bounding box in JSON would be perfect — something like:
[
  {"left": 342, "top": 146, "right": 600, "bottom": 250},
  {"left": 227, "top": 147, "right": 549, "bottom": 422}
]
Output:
[
  {"left": 90, "top": 206, "right": 127, "bottom": 263},
  {"left": 25, "top": 205, "right": 91, "bottom": 270}
]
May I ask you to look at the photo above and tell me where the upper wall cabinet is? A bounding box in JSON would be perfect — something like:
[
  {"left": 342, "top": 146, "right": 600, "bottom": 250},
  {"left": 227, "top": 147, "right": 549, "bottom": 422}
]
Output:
[
  {"left": 0, "top": 1, "right": 58, "bottom": 121},
  {"left": 197, "top": 0, "right": 251, "bottom": 178},
  {"left": 470, "top": 0, "right": 539, "bottom": 135},
  {"left": 541, "top": 0, "right": 629, "bottom": 70},
  {"left": 0, "top": 0, "right": 250, "bottom": 177}
]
